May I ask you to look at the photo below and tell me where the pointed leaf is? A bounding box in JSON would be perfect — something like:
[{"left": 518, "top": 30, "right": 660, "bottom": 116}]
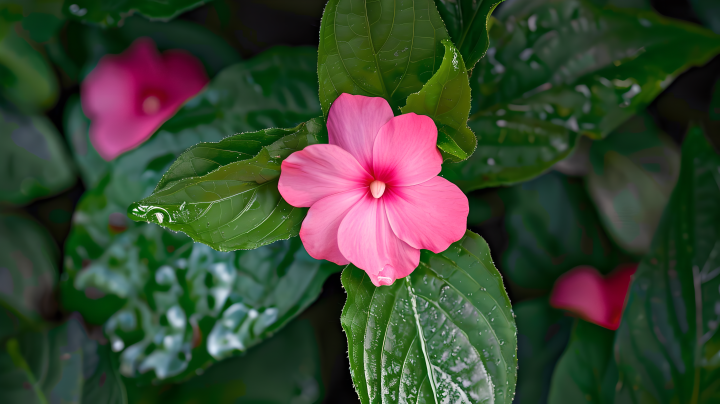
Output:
[
  {"left": 614, "top": 127, "right": 720, "bottom": 402},
  {"left": 318, "top": 0, "right": 449, "bottom": 116},
  {"left": 62, "top": 0, "right": 207, "bottom": 28},
  {"left": 341, "top": 231, "right": 517, "bottom": 403},
  {"left": 402, "top": 39, "right": 476, "bottom": 162},
  {"left": 434, "top": 0, "right": 504, "bottom": 69},
  {"left": 127, "top": 118, "right": 327, "bottom": 251},
  {"left": 442, "top": 0, "right": 720, "bottom": 192}
]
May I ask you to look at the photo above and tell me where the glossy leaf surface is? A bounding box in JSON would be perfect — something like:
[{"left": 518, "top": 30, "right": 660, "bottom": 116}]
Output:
[
  {"left": 0, "top": 317, "right": 126, "bottom": 404},
  {"left": 128, "top": 118, "right": 327, "bottom": 252},
  {"left": 0, "top": 214, "right": 58, "bottom": 326},
  {"left": 318, "top": 0, "right": 449, "bottom": 116},
  {"left": 1, "top": 103, "right": 76, "bottom": 205},
  {"left": 341, "top": 231, "right": 517, "bottom": 403},
  {"left": 501, "top": 171, "right": 626, "bottom": 290},
  {"left": 126, "top": 319, "right": 324, "bottom": 404},
  {"left": 402, "top": 39, "right": 476, "bottom": 162},
  {"left": 62, "top": 0, "right": 207, "bottom": 28},
  {"left": 547, "top": 320, "right": 614, "bottom": 404},
  {"left": 514, "top": 298, "right": 572, "bottom": 404},
  {"left": 614, "top": 127, "right": 720, "bottom": 403},
  {"left": 441, "top": 0, "right": 720, "bottom": 192},
  {"left": 434, "top": 0, "right": 504, "bottom": 69},
  {"left": 587, "top": 113, "right": 680, "bottom": 255}
]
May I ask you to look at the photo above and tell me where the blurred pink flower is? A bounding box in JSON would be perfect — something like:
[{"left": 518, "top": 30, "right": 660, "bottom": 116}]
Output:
[
  {"left": 279, "top": 94, "right": 468, "bottom": 286},
  {"left": 550, "top": 264, "right": 638, "bottom": 330},
  {"left": 81, "top": 38, "right": 208, "bottom": 161}
]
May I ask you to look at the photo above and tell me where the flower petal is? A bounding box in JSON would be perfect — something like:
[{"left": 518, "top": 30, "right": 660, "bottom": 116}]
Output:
[
  {"left": 279, "top": 144, "right": 373, "bottom": 207},
  {"left": 327, "top": 93, "right": 394, "bottom": 173},
  {"left": 299, "top": 188, "right": 367, "bottom": 265},
  {"left": 89, "top": 116, "right": 171, "bottom": 161},
  {"left": 385, "top": 177, "right": 468, "bottom": 253},
  {"left": 372, "top": 113, "right": 442, "bottom": 186},
  {"left": 338, "top": 194, "right": 420, "bottom": 286},
  {"left": 549, "top": 264, "right": 637, "bottom": 330}
]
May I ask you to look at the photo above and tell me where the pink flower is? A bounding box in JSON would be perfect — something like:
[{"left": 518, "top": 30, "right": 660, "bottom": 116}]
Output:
[
  {"left": 278, "top": 94, "right": 469, "bottom": 286},
  {"left": 81, "top": 38, "right": 208, "bottom": 161},
  {"left": 550, "top": 264, "right": 638, "bottom": 330}
]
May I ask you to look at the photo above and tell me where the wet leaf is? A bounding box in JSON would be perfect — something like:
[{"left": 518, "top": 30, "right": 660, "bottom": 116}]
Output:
[
  {"left": 614, "top": 127, "right": 720, "bottom": 403},
  {"left": 514, "top": 298, "right": 572, "bottom": 404},
  {"left": 402, "top": 39, "right": 476, "bottom": 162},
  {"left": 442, "top": 0, "right": 720, "bottom": 192},
  {"left": 501, "top": 171, "right": 627, "bottom": 290},
  {"left": 547, "top": 320, "right": 615, "bottom": 404},
  {"left": 342, "top": 231, "right": 517, "bottom": 403},
  {"left": 127, "top": 118, "right": 326, "bottom": 252},
  {"left": 318, "top": 0, "right": 449, "bottom": 116},
  {"left": 0, "top": 214, "right": 58, "bottom": 327},
  {"left": 0, "top": 317, "right": 126, "bottom": 404},
  {"left": 126, "top": 319, "right": 324, "bottom": 404},
  {"left": 62, "top": 0, "right": 207, "bottom": 28},
  {"left": 434, "top": 0, "right": 505, "bottom": 69},
  {"left": 587, "top": 113, "right": 680, "bottom": 256},
  {"left": 0, "top": 102, "right": 75, "bottom": 205}
]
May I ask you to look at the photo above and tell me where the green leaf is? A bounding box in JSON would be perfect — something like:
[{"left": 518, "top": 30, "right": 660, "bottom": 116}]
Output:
[
  {"left": 547, "top": 320, "right": 615, "bottom": 404},
  {"left": 0, "top": 102, "right": 76, "bottom": 205},
  {"left": 434, "top": 0, "right": 504, "bottom": 70},
  {"left": 514, "top": 298, "right": 572, "bottom": 404},
  {"left": 128, "top": 118, "right": 327, "bottom": 252},
  {"left": 501, "top": 171, "right": 626, "bottom": 290},
  {"left": 341, "top": 231, "right": 517, "bottom": 403},
  {"left": 441, "top": 0, "right": 720, "bottom": 192},
  {"left": 402, "top": 39, "right": 476, "bottom": 162},
  {"left": 613, "top": 127, "right": 720, "bottom": 403},
  {"left": 0, "top": 317, "right": 127, "bottom": 404},
  {"left": 0, "top": 214, "right": 58, "bottom": 326},
  {"left": 62, "top": 0, "right": 207, "bottom": 28},
  {"left": 125, "top": 319, "right": 324, "bottom": 403},
  {"left": 586, "top": 113, "right": 680, "bottom": 256},
  {"left": 317, "top": 0, "right": 450, "bottom": 116},
  {"left": 101, "top": 237, "right": 339, "bottom": 382},
  {"left": 0, "top": 25, "right": 59, "bottom": 111}
]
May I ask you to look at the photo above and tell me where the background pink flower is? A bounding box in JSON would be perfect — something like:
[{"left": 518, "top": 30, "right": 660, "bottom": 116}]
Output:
[
  {"left": 549, "top": 264, "right": 638, "bottom": 330},
  {"left": 81, "top": 38, "right": 208, "bottom": 161},
  {"left": 279, "top": 93, "right": 469, "bottom": 286}
]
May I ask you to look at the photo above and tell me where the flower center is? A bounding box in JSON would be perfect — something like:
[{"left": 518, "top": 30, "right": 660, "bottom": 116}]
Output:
[
  {"left": 142, "top": 95, "right": 161, "bottom": 115},
  {"left": 370, "top": 180, "right": 386, "bottom": 198}
]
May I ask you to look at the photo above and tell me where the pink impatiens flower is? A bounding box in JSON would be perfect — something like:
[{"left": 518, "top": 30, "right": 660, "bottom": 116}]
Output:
[
  {"left": 81, "top": 38, "right": 208, "bottom": 161},
  {"left": 278, "top": 93, "right": 469, "bottom": 286},
  {"left": 550, "top": 264, "right": 638, "bottom": 330}
]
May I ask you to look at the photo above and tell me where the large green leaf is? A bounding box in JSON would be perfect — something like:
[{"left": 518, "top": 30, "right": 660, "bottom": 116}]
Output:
[
  {"left": 0, "top": 214, "right": 57, "bottom": 326},
  {"left": 125, "top": 319, "right": 324, "bottom": 404},
  {"left": 441, "top": 0, "right": 720, "bottom": 192},
  {"left": 100, "top": 237, "right": 339, "bottom": 382},
  {"left": 65, "top": 46, "right": 320, "bottom": 190},
  {"left": 341, "top": 231, "right": 517, "bottom": 403},
  {"left": 0, "top": 102, "right": 76, "bottom": 205},
  {"left": 514, "top": 298, "right": 572, "bottom": 404},
  {"left": 0, "top": 317, "right": 126, "bottom": 404},
  {"left": 127, "top": 118, "right": 326, "bottom": 252},
  {"left": 547, "top": 320, "right": 614, "bottom": 404},
  {"left": 613, "top": 127, "right": 720, "bottom": 403},
  {"left": 317, "top": 0, "right": 449, "bottom": 116},
  {"left": 434, "top": 0, "right": 504, "bottom": 70},
  {"left": 586, "top": 113, "right": 680, "bottom": 256},
  {"left": 402, "top": 39, "right": 476, "bottom": 162},
  {"left": 61, "top": 0, "right": 206, "bottom": 27},
  {"left": 0, "top": 24, "right": 58, "bottom": 111},
  {"left": 501, "top": 171, "right": 626, "bottom": 290}
]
